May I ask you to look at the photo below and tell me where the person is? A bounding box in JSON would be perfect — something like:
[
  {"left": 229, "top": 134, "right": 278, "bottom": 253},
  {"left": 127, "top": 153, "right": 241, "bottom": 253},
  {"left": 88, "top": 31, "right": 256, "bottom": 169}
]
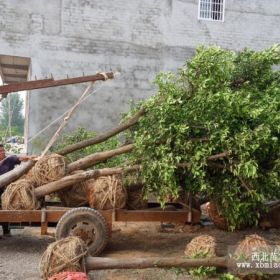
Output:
[{"left": 0, "top": 144, "right": 36, "bottom": 236}]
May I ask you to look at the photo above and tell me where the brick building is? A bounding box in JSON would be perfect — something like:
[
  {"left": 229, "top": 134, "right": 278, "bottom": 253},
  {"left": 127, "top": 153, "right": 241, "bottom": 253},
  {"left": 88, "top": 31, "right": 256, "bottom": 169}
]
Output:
[{"left": 0, "top": 0, "right": 279, "bottom": 152}]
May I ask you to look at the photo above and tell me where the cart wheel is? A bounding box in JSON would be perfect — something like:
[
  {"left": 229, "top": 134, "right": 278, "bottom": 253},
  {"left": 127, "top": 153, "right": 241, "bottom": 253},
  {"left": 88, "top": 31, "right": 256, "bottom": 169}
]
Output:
[{"left": 56, "top": 207, "right": 109, "bottom": 256}]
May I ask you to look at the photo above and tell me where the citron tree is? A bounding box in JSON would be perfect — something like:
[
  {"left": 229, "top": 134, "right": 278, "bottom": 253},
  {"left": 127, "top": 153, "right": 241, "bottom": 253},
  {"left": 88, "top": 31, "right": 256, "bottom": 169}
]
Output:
[{"left": 127, "top": 45, "right": 280, "bottom": 229}]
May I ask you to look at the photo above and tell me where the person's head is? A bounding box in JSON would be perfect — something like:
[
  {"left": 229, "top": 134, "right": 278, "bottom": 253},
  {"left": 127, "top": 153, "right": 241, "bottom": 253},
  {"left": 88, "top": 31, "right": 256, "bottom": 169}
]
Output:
[{"left": 0, "top": 144, "right": 6, "bottom": 161}]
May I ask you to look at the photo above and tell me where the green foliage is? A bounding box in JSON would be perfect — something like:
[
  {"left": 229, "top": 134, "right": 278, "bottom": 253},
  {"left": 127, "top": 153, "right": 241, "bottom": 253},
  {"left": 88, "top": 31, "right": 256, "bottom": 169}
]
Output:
[
  {"left": 53, "top": 127, "right": 126, "bottom": 168},
  {"left": 127, "top": 45, "right": 280, "bottom": 229},
  {"left": 188, "top": 265, "right": 216, "bottom": 280},
  {"left": 0, "top": 93, "right": 24, "bottom": 136},
  {"left": 218, "top": 273, "right": 240, "bottom": 280}
]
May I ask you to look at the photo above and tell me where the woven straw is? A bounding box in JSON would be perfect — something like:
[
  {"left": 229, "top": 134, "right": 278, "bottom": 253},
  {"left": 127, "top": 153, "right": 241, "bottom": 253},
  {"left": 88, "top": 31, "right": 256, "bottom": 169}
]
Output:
[
  {"left": 48, "top": 271, "right": 89, "bottom": 280},
  {"left": 32, "top": 154, "right": 66, "bottom": 185},
  {"left": 40, "top": 236, "right": 87, "bottom": 280},
  {"left": 234, "top": 234, "right": 270, "bottom": 260},
  {"left": 1, "top": 179, "right": 37, "bottom": 210},
  {"left": 20, "top": 168, "right": 37, "bottom": 185},
  {"left": 184, "top": 235, "right": 217, "bottom": 258},
  {"left": 86, "top": 175, "right": 127, "bottom": 210}
]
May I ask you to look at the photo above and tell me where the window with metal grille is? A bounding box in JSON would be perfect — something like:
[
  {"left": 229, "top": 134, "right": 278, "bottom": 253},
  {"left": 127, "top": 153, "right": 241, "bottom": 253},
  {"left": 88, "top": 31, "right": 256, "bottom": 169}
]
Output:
[{"left": 198, "top": 0, "right": 225, "bottom": 21}]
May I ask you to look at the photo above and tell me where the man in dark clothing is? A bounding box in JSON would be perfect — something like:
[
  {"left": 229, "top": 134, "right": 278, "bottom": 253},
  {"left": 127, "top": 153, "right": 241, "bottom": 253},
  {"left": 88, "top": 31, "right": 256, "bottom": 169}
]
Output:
[{"left": 0, "top": 144, "right": 35, "bottom": 236}]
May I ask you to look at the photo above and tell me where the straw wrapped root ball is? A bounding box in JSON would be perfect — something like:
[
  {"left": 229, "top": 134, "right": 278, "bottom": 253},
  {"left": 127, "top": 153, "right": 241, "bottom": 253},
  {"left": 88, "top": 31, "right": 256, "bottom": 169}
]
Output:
[
  {"left": 58, "top": 171, "right": 88, "bottom": 207},
  {"left": 234, "top": 234, "right": 271, "bottom": 260},
  {"left": 86, "top": 175, "right": 127, "bottom": 210},
  {"left": 185, "top": 235, "right": 217, "bottom": 258},
  {"left": 48, "top": 272, "right": 89, "bottom": 280},
  {"left": 126, "top": 187, "right": 148, "bottom": 210},
  {"left": 32, "top": 154, "right": 66, "bottom": 185},
  {"left": 206, "top": 202, "right": 229, "bottom": 230},
  {"left": 40, "top": 236, "right": 88, "bottom": 280},
  {"left": 58, "top": 182, "right": 88, "bottom": 207},
  {"left": 1, "top": 179, "right": 37, "bottom": 210}
]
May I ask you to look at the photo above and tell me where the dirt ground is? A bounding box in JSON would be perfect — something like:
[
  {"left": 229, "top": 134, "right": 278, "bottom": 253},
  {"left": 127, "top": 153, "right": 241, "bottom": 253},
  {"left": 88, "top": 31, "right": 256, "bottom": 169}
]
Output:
[{"left": 1, "top": 222, "right": 280, "bottom": 280}]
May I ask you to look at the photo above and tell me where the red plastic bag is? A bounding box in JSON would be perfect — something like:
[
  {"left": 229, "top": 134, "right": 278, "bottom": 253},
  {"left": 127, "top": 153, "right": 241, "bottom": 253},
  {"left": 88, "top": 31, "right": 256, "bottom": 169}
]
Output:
[{"left": 48, "top": 271, "right": 90, "bottom": 280}]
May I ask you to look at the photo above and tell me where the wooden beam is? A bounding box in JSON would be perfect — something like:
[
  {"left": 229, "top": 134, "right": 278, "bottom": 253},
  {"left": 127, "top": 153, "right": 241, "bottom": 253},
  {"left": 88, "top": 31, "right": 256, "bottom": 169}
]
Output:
[
  {"left": 114, "top": 208, "right": 201, "bottom": 224},
  {"left": 56, "top": 108, "right": 145, "bottom": 156},
  {"left": 86, "top": 256, "right": 229, "bottom": 270},
  {"left": 4, "top": 73, "right": 27, "bottom": 79},
  {"left": 0, "top": 63, "right": 29, "bottom": 70},
  {"left": 34, "top": 165, "right": 139, "bottom": 198},
  {"left": 0, "top": 72, "right": 114, "bottom": 95},
  {"left": 0, "top": 161, "right": 35, "bottom": 188},
  {"left": 67, "top": 144, "right": 134, "bottom": 173}
]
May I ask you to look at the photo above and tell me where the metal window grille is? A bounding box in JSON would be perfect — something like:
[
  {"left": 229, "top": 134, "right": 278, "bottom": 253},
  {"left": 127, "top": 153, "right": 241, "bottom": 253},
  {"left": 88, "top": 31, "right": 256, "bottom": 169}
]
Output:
[{"left": 198, "top": 0, "right": 225, "bottom": 21}]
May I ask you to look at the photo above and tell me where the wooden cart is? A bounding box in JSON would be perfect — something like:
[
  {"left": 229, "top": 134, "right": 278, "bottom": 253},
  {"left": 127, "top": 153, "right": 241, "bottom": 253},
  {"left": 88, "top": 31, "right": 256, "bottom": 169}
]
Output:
[{"left": 0, "top": 203, "right": 201, "bottom": 256}]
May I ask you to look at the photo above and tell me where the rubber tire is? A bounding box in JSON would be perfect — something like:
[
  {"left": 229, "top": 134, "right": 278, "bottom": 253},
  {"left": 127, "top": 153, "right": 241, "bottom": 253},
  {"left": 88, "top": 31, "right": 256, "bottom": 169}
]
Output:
[{"left": 56, "top": 207, "right": 109, "bottom": 256}]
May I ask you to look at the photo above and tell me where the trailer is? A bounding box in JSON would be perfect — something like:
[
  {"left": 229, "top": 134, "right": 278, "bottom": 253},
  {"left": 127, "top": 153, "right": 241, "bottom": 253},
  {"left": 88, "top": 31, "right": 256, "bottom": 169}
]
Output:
[{"left": 0, "top": 202, "right": 201, "bottom": 256}]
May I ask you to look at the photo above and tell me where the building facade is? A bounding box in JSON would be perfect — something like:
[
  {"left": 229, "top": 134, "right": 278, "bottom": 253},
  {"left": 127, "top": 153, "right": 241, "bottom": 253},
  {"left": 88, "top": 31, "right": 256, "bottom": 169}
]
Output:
[{"left": 0, "top": 0, "right": 279, "bottom": 152}]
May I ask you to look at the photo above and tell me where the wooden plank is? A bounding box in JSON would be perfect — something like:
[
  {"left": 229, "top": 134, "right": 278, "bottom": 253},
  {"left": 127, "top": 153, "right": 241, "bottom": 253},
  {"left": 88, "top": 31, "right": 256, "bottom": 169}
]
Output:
[
  {"left": 1, "top": 63, "right": 29, "bottom": 70},
  {"left": 4, "top": 73, "right": 27, "bottom": 79},
  {"left": 86, "top": 256, "right": 229, "bottom": 270},
  {"left": 0, "top": 72, "right": 114, "bottom": 95},
  {"left": 0, "top": 209, "right": 113, "bottom": 224},
  {"left": 0, "top": 210, "right": 65, "bottom": 223},
  {"left": 0, "top": 208, "right": 199, "bottom": 225},
  {"left": 114, "top": 209, "right": 201, "bottom": 223}
]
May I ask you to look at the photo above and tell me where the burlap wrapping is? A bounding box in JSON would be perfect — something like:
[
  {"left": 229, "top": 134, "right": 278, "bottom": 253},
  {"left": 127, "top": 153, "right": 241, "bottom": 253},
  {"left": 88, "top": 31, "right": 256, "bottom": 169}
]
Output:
[
  {"left": 32, "top": 154, "right": 66, "bottom": 185},
  {"left": 39, "top": 236, "right": 87, "bottom": 280},
  {"left": 1, "top": 179, "right": 37, "bottom": 210},
  {"left": 86, "top": 175, "right": 127, "bottom": 210},
  {"left": 58, "top": 182, "right": 88, "bottom": 207},
  {"left": 184, "top": 235, "right": 217, "bottom": 258}
]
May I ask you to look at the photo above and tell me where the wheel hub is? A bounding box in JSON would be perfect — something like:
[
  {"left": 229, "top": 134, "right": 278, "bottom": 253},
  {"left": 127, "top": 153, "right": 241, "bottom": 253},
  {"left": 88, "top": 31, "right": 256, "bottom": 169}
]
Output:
[{"left": 70, "top": 222, "right": 95, "bottom": 245}]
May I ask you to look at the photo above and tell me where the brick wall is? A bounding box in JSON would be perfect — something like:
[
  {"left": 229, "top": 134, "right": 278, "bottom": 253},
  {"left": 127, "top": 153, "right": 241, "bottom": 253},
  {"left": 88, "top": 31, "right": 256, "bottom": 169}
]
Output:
[{"left": 0, "top": 0, "right": 279, "bottom": 152}]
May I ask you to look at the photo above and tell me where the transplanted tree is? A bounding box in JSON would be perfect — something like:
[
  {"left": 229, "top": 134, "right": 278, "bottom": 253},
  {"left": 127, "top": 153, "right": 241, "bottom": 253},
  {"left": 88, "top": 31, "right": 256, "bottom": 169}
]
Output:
[
  {"left": 126, "top": 45, "right": 280, "bottom": 230},
  {"left": 0, "top": 93, "right": 24, "bottom": 137}
]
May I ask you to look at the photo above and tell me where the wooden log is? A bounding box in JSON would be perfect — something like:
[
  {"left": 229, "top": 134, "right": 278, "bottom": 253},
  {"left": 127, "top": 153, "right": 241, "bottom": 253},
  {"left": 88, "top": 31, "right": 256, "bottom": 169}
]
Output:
[
  {"left": 0, "top": 72, "right": 114, "bottom": 95},
  {"left": 86, "top": 256, "right": 229, "bottom": 270},
  {"left": 67, "top": 144, "right": 134, "bottom": 173},
  {"left": 0, "top": 161, "right": 35, "bottom": 189},
  {"left": 34, "top": 165, "right": 139, "bottom": 198},
  {"left": 56, "top": 108, "right": 145, "bottom": 156}
]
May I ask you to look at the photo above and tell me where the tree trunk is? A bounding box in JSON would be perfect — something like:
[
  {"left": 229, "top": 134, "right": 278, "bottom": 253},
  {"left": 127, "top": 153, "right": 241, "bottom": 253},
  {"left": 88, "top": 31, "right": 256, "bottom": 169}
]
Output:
[
  {"left": 67, "top": 144, "right": 134, "bottom": 173},
  {"left": 56, "top": 108, "right": 145, "bottom": 156},
  {"left": 0, "top": 161, "right": 35, "bottom": 189},
  {"left": 85, "top": 256, "right": 229, "bottom": 270},
  {"left": 34, "top": 165, "right": 139, "bottom": 198}
]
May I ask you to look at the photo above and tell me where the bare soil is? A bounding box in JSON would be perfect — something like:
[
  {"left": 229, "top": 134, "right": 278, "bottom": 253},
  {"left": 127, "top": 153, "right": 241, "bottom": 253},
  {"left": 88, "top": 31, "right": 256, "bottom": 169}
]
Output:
[{"left": 0, "top": 222, "right": 280, "bottom": 280}]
